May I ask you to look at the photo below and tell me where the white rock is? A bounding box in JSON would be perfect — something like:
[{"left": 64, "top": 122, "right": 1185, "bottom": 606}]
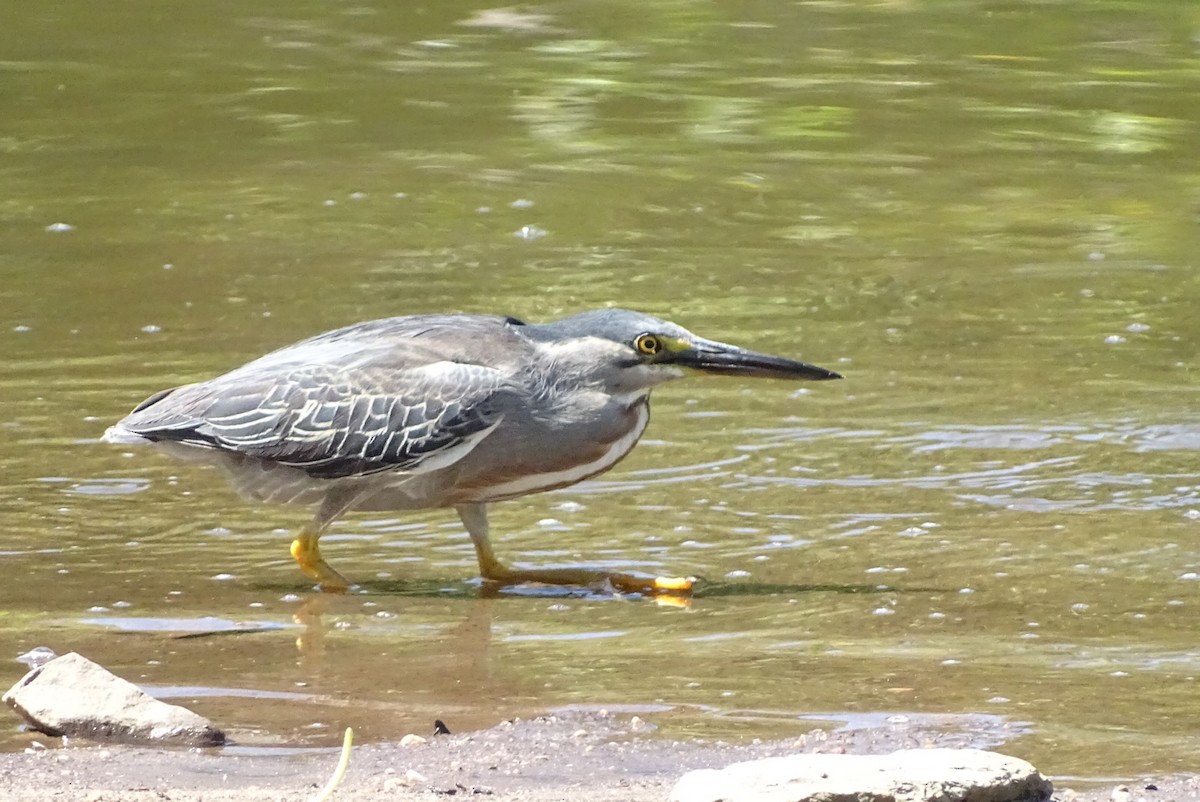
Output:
[
  {"left": 669, "top": 748, "right": 1052, "bottom": 802},
  {"left": 2, "top": 652, "right": 224, "bottom": 746}
]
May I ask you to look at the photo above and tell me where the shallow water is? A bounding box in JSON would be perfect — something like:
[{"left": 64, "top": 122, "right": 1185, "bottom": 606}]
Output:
[{"left": 2, "top": 0, "right": 1199, "bottom": 781}]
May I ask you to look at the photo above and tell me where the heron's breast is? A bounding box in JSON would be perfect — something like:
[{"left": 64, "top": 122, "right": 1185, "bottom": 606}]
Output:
[{"left": 453, "top": 398, "right": 650, "bottom": 502}]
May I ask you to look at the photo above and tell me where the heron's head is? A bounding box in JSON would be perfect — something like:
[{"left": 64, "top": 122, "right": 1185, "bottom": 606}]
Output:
[{"left": 524, "top": 309, "right": 842, "bottom": 395}]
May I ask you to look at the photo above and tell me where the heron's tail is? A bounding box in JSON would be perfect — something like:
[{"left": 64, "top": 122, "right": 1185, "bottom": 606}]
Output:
[{"left": 101, "top": 424, "right": 150, "bottom": 445}]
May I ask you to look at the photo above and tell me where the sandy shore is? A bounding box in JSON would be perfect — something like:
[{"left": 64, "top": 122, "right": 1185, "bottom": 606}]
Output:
[{"left": 0, "top": 711, "right": 1191, "bottom": 801}]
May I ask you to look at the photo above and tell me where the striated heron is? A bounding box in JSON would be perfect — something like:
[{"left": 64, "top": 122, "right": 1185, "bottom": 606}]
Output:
[{"left": 104, "top": 309, "right": 841, "bottom": 594}]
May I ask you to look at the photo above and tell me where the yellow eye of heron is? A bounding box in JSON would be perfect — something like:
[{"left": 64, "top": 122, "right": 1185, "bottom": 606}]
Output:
[{"left": 635, "top": 334, "right": 662, "bottom": 355}]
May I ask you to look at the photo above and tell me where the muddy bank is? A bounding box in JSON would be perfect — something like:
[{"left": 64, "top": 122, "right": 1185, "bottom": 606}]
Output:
[{"left": 0, "top": 710, "right": 1192, "bottom": 801}]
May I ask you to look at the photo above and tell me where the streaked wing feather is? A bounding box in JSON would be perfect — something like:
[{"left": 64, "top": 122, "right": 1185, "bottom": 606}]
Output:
[{"left": 122, "top": 361, "right": 508, "bottom": 479}]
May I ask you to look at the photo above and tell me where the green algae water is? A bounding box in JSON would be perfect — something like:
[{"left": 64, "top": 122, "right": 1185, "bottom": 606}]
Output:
[{"left": 2, "top": 0, "right": 1199, "bottom": 782}]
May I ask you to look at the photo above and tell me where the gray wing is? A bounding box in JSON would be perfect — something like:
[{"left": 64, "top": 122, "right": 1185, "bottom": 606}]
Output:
[{"left": 116, "top": 361, "right": 508, "bottom": 480}]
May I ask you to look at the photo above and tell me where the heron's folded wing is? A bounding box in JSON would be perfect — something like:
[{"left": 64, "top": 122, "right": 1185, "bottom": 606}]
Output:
[{"left": 119, "top": 362, "right": 507, "bottom": 479}]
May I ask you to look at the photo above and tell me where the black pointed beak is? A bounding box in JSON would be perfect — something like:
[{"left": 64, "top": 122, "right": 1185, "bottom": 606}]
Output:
[{"left": 672, "top": 338, "right": 843, "bottom": 381}]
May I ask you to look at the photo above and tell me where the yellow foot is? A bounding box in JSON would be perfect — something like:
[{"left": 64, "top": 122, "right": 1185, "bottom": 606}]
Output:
[
  {"left": 605, "top": 572, "right": 697, "bottom": 597},
  {"left": 480, "top": 564, "right": 697, "bottom": 598},
  {"left": 290, "top": 537, "right": 353, "bottom": 593}
]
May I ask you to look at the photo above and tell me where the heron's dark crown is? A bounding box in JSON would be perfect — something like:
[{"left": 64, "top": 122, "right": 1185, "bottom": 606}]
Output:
[{"left": 524, "top": 309, "right": 690, "bottom": 345}]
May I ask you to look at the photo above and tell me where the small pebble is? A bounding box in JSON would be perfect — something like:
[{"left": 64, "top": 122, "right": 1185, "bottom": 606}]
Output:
[
  {"left": 16, "top": 647, "right": 57, "bottom": 668},
  {"left": 400, "top": 734, "right": 427, "bottom": 747}
]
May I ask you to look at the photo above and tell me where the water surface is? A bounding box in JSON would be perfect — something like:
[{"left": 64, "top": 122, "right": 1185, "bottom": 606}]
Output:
[{"left": 2, "top": 0, "right": 1198, "bottom": 782}]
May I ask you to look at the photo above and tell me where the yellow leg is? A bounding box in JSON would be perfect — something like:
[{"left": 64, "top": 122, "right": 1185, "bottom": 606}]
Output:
[
  {"left": 289, "top": 488, "right": 376, "bottom": 593},
  {"left": 455, "top": 504, "right": 696, "bottom": 597},
  {"left": 290, "top": 526, "right": 352, "bottom": 593}
]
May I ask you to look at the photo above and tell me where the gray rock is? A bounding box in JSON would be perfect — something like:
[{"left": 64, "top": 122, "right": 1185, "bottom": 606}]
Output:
[
  {"left": 2, "top": 652, "right": 225, "bottom": 746},
  {"left": 669, "top": 748, "right": 1052, "bottom": 802}
]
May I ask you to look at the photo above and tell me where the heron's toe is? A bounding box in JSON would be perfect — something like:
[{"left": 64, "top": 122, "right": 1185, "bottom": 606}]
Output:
[
  {"left": 604, "top": 572, "right": 696, "bottom": 597},
  {"left": 315, "top": 573, "right": 352, "bottom": 594},
  {"left": 650, "top": 575, "right": 696, "bottom": 594}
]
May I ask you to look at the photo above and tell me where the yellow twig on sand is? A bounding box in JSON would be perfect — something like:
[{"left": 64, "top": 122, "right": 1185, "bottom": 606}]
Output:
[{"left": 310, "top": 727, "right": 354, "bottom": 802}]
